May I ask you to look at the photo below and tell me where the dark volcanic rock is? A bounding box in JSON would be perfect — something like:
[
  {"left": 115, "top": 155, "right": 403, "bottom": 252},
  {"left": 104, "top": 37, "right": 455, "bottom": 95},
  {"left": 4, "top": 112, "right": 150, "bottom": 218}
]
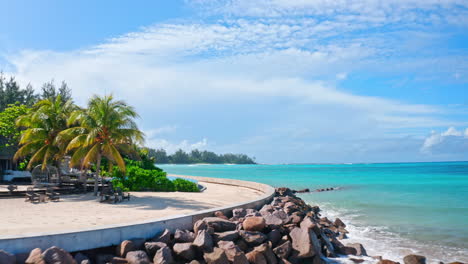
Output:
[
  {"left": 218, "top": 241, "right": 249, "bottom": 264},
  {"left": 154, "top": 229, "right": 172, "bottom": 244},
  {"left": 246, "top": 250, "right": 267, "bottom": 264},
  {"left": 273, "top": 241, "right": 292, "bottom": 259},
  {"left": 74, "top": 252, "right": 90, "bottom": 264},
  {"left": 233, "top": 208, "right": 247, "bottom": 218},
  {"left": 42, "top": 246, "right": 76, "bottom": 264},
  {"left": 193, "top": 229, "right": 214, "bottom": 252},
  {"left": 213, "top": 230, "right": 239, "bottom": 242},
  {"left": 111, "top": 257, "right": 129, "bottom": 264},
  {"left": 174, "top": 229, "right": 195, "bottom": 243},
  {"left": 239, "top": 230, "right": 268, "bottom": 246},
  {"left": 153, "top": 247, "right": 174, "bottom": 264},
  {"left": 126, "top": 250, "right": 150, "bottom": 264},
  {"left": 203, "top": 247, "right": 229, "bottom": 264},
  {"left": 255, "top": 242, "right": 278, "bottom": 264},
  {"left": 145, "top": 242, "right": 167, "bottom": 258},
  {"left": 117, "top": 240, "right": 135, "bottom": 257},
  {"left": 334, "top": 218, "right": 346, "bottom": 228},
  {"left": 173, "top": 243, "right": 195, "bottom": 260},
  {"left": 378, "top": 260, "right": 400, "bottom": 264},
  {"left": 346, "top": 243, "right": 367, "bottom": 256},
  {"left": 202, "top": 217, "right": 237, "bottom": 232},
  {"left": 403, "top": 255, "right": 426, "bottom": 264},
  {"left": 267, "top": 229, "right": 283, "bottom": 247}
]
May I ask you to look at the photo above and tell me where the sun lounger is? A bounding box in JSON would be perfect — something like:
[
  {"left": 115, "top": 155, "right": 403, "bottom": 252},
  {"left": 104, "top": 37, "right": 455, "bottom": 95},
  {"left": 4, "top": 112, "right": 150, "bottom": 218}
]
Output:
[
  {"left": 46, "top": 187, "right": 60, "bottom": 201},
  {"left": 25, "top": 187, "right": 40, "bottom": 203}
]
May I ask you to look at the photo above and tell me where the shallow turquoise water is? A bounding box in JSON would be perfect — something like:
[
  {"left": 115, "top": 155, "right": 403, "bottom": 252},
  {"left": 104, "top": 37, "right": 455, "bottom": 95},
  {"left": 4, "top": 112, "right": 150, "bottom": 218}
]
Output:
[{"left": 159, "top": 162, "right": 468, "bottom": 262}]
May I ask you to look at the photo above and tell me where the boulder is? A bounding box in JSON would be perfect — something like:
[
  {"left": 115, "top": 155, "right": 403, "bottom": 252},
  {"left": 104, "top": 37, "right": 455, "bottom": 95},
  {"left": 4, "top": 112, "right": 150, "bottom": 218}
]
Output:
[
  {"left": 42, "top": 247, "right": 76, "bottom": 264},
  {"left": 264, "top": 213, "right": 284, "bottom": 227},
  {"left": 111, "top": 257, "right": 129, "bottom": 264},
  {"left": 350, "top": 258, "right": 365, "bottom": 263},
  {"left": 341, "top": 246, "right": 357, "bottom": 255},
  {"left": 289, "top": 227, "right": 320, "bottom": 258},
  {"left": 345, "top": 243, "right": 367, "bottom": 256},
  {"left": 96, "top": 254, "right": 115, "bottom": 264},
  {"left": 173, "top": 243, "right": 195, "bottom": 260},
  {"left": 239, "top": 230, "right": 268, "bottom": 246},
  {"left": 0, "top": 250, "right": 16, "bottom": 264},
  {"left": 378, "top": 260, "right": 400, "bottom": 264},
  {"left": 174, "top": 229, "right": 195, "bottom": 243},
  {"left": 275, "top": 187, "right": 294, "bottom": 196},
  {"left": 130, "top": 238, "right": 146, "bottom": 250},
  {"left": 267, "top": 229, "right": 282, "bottom": 247},
  {"left": 403, "top": 255, "right": 426, "bottom": 264},
  {"left": 117, "top": 240, "right": 135, "bottom": 257},
  {"left": 153, "top": 247, "right": 174, "bottom": 264},
  {"left": 213, "top": 230, "right": 239, "bottom": 242},
  {"left": 126, "top": 251, "right": 150, "bottom": 264},
  {"left": 215, "top": 211, "right": 229, "bottom": 220},
  {"left": 242, "top": 216, "right": 266, "bottom": 231},
  {"left": 233, "top": 208, "right": 247, "bottom": 218},
  {"left": 154, "top": 229, "right": 172, "bottom": 244},
  {"left": 273, "top": 241, "right": 292, "bottom": 259},
  {"left": 260, "top": 205, "right": 275, "bottom": 216},
  {"left": 25, "top": 248, "right": 45, "bottom": 264},
  {"left": 74, "top": 253, "right": 90, "bottom": 264},
  {"left": 254, "top": 242, "right": 278, "bottom": 264},
  {"left": 218, "top": 241, "right": 249, "bottom": 264},
  {"left": 203, "top": 247, "right": 229, "bottom": 264},
  {"left": 193, "top": 229, "right": 214, "bottom": 252},
  {"left": 145, "top": 242, "right": 167, "bottom": 258},
  {"left": 295, "top": 188, "right": 310, "bottom": 193},
  {"left": 334, "top": 218, "right": 346, "bottom": 228},
  {"left": 203, "top": 217, "right": 237, "bottom": 232},
  {"left": 246, "top": 250, "right": 267, "bottom": 264}
]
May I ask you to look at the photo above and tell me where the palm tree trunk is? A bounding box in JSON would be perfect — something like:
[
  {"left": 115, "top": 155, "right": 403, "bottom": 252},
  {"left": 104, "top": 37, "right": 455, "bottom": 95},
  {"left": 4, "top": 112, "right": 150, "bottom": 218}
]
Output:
[{"left": 94, "top": 153, "right": 102, "bottom": 196}]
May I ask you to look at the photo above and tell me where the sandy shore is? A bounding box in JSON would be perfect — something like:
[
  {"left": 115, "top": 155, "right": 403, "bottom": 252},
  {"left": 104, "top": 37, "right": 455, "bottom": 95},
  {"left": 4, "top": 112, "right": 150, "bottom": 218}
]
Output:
[{"left": 0, "top": 181, "right": 263, "bottom": 236}]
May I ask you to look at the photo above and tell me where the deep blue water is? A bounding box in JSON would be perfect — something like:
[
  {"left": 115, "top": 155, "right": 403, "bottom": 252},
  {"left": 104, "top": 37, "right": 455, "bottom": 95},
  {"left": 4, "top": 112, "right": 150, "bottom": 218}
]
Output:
[{"left": 159, "top": 162, "right": 468, "bottom": 262}]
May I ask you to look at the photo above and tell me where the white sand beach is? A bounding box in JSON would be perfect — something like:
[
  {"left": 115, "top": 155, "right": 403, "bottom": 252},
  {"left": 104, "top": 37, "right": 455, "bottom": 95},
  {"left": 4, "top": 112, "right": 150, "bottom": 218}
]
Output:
[{"left": 0, "top": 182, "right": 263, "bottom": 236}]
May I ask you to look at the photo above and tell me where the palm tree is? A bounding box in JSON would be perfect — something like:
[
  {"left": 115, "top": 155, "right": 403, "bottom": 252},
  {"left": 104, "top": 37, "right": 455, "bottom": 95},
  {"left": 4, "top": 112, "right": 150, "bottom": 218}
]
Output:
[
  {"left": 60, "top": 95, "right": 144, "bottom": 195},
  {"left": 14, "top": 96, "right": 76, "bottom": 171}
]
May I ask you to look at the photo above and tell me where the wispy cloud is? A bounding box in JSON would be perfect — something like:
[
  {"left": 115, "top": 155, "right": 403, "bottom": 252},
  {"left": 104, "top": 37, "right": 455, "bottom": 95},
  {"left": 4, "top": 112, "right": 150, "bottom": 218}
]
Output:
[{"left": 2, "top": 0, "right": 467, "bottom": 162}]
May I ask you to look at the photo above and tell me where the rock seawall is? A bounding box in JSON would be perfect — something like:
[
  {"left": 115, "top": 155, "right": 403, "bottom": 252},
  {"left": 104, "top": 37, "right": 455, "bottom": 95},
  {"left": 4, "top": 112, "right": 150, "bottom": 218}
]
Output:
[{"left": 0, "top": 187, "right": 464, "bottom": 264}]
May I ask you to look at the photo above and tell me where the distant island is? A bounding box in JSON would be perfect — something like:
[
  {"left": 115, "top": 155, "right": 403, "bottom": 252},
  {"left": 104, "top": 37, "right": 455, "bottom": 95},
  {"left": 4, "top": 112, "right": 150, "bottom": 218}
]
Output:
[{"left": 147, "top": 148, "right": 256, "bottom": 164}]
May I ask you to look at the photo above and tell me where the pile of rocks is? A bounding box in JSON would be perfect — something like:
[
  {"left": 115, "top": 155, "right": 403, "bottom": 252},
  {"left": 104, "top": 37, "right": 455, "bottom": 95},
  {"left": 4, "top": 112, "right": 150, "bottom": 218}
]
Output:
[{"left": 0, "top": 187, "right": 462, "bottom": 264}]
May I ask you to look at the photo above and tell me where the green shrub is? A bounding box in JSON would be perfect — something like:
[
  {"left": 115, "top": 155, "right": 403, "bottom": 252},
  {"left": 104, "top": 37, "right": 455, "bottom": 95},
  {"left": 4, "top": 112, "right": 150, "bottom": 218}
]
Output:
[
  {"left": 173, "top": 178, "right": 199, "bottom": 192},
  {"left": 111, "top": 165, "right": 199, "bottom": 192}
]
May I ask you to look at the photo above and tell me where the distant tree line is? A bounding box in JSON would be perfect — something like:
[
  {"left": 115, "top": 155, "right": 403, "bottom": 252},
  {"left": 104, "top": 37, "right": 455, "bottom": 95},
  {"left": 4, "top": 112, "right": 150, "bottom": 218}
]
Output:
[{"left": 147, "top": 148, "right": 256, "bottom": 164}]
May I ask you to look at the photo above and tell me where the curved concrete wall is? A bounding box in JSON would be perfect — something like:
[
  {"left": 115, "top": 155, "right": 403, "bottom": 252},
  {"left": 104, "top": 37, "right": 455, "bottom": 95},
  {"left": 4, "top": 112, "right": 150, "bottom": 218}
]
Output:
[{"left": 0, "top": 176, "right": 275, "bottom": 254}]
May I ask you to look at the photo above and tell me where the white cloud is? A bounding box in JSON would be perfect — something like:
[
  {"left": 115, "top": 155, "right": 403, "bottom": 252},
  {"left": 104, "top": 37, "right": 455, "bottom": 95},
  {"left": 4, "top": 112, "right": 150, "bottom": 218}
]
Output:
[
  {"left": 146, "top": 138, "right": 208, "bottom": 154},
  {"left": 421, "top": 127, "right": 468, "bottom": 155},
  {"left": 144, "top": 126, "right": 178, "bottom": 138}
]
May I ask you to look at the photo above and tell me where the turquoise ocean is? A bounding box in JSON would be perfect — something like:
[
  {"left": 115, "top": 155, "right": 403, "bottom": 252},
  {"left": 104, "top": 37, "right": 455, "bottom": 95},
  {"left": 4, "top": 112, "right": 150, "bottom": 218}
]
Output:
[{"left": 160, "top": 162, "right": 468, "bottom": 262}]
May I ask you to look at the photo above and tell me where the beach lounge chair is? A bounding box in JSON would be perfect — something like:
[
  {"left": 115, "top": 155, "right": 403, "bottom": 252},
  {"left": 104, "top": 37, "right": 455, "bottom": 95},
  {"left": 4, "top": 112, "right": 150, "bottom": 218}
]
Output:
[
  {"left": 25, "top": 187, "right": 40, "bottom": 203},
  {"left": 7, "top": 184, "right": 17, "bottom": 195},
  {"left": 115, "top": 187, "right": 130, "bottom": 202},
  {"left": 46, "top": 187, "right": 60, "bottom": 201},
  {"left": 100, "top": 187, "right": 115, "bottom": 203}
]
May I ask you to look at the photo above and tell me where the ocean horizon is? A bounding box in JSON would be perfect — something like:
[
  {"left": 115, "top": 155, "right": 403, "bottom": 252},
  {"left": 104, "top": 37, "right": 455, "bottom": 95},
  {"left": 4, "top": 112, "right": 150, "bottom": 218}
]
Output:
[{"left": 160, "top": 161, "right": 468, "bottom": 263}]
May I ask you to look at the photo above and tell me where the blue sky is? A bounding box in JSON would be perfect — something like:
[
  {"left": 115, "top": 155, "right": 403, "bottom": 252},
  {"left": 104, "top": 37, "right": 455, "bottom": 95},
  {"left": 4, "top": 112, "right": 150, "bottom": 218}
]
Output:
[{"left": 1, "top": 0, "right": 467, "bottom": 163}]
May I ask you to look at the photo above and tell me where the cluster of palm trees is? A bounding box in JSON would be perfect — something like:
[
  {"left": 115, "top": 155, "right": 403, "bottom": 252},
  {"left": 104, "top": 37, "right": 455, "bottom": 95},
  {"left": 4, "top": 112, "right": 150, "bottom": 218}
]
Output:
[{"left": 14, "top": 95, "right": 144, "bottom": 195}]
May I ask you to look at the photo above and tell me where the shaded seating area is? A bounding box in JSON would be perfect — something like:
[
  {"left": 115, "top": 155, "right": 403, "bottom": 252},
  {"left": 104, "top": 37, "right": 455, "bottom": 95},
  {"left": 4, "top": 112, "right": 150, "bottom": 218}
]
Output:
[{"left": 100, "top": 186, "right": 130, "bottom": 203}]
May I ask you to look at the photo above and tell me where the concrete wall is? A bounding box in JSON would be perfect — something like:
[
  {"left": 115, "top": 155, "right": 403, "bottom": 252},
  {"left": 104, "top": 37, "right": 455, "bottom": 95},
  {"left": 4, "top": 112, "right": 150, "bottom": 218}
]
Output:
[{"left": 0, "top": 176, "right": 275, "bottom": 254}]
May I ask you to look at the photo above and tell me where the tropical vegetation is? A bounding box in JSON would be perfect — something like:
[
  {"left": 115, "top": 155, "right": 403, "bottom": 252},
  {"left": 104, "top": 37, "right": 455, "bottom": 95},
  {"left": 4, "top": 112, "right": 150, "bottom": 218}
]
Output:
[{"left": 1, "top": 73, "right": 199, "bottom": 193}]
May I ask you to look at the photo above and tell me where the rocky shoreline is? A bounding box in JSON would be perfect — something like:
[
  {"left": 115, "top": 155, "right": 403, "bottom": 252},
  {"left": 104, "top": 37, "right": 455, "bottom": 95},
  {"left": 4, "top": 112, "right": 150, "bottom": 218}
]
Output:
[{"left": 0, "top": 187, "right": 464, "bottom": 264}]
